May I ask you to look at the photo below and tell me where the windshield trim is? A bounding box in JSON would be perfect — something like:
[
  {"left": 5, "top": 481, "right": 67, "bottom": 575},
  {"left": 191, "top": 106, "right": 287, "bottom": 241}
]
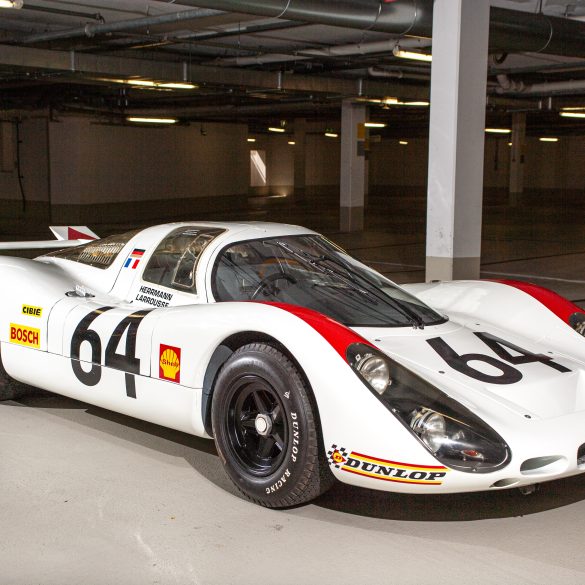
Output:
[{"left": 210, "top": 234, "right": 447, "bottom": 329}]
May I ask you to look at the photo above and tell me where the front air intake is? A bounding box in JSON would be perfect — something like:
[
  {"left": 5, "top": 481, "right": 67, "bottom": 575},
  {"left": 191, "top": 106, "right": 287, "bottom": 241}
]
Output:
[{"left": 520, "top": 455, "right": 567, "bottom": 476}]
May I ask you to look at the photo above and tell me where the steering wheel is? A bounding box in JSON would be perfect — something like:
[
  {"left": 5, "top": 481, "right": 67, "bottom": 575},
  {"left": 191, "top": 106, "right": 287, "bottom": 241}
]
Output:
[{"left": 251, "top": 272, "right": 297, "bottom": 300}]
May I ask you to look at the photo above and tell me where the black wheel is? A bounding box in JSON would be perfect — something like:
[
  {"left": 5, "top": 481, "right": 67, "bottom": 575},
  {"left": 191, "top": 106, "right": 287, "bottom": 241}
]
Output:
[{"left": 211, "top": 343, "right": 334, "bottom": 507}]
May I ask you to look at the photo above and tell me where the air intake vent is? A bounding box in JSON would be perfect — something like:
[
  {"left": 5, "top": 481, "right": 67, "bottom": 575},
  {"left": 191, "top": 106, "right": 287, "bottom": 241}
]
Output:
[{"left": 520, "top": 455, "right": 567, "bottom": 476}]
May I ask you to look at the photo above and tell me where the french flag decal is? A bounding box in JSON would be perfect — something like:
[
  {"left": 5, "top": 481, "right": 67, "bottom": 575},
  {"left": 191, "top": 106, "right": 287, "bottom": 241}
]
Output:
[{"left": 124, "top": 248, "right": 145, "bottom": 269}]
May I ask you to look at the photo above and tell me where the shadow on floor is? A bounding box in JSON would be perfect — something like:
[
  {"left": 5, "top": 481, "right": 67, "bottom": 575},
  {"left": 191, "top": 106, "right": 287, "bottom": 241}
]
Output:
[
  {"left": 314, "top": 474, "right": 585, "bottom": 522},
  {"left": 11, "top": 392, "right": 585, "bottom": 522}
]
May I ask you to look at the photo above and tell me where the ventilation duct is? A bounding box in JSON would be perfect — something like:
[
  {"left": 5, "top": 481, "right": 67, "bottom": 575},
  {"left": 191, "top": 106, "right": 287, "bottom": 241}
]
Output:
[{"left": 176, "top": 0, "right": 585, "bottom": 58}]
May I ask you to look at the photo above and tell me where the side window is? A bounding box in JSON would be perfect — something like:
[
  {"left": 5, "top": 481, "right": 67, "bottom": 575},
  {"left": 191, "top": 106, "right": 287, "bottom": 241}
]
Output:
[
  {"left": 44, "top": 229, "right": 140, "bottom": 269},
  {"left": 142, "top": 227, "right": 224, "bottom": 293}
]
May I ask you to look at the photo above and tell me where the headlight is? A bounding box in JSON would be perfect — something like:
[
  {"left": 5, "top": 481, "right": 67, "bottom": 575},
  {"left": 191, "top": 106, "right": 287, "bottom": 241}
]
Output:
[
  {"left": 410, "top": 409, "right": 446, "bottom": 453},
  {"left": 355, "top": 354, "right": 391, "bottom": 394},
  {"left": 347, "top": 343, "right": 511, "bottom": 473}
]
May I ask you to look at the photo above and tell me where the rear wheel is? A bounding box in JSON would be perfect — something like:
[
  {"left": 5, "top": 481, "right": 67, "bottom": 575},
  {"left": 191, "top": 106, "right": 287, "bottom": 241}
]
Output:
[{"left": 211, "top": 343, "right": 334, "bottom": 507}]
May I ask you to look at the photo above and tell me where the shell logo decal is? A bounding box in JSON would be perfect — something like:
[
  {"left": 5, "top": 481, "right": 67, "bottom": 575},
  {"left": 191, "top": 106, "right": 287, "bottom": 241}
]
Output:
[{"left": 159, "top": 344, "right": 181, "bottom": 383}]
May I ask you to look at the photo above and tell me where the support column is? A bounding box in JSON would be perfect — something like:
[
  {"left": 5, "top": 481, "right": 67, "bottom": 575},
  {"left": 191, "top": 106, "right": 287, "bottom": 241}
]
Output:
[
  {"left": 340, "top": 100, "right": 366, "bottom": 232},
  {"left": 509, "top": 112, "right": 526, "bottom": 206},
  {"left": 293, "top": 118, "right": 307, "bottom": 202},
  {"left": 425, "top": 0, "right": 490, "bottom": 281}
]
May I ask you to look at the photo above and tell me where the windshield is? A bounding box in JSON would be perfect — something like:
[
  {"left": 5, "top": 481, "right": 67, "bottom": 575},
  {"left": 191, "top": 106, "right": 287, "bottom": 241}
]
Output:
[{"left": 212, "top": 235, "right": 446, "bottom": 327}]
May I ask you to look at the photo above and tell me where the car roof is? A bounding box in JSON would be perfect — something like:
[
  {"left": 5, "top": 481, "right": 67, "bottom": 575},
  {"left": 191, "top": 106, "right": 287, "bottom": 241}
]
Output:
[{"left": 138, "top": 221, "right": 318, "bottom": 243}]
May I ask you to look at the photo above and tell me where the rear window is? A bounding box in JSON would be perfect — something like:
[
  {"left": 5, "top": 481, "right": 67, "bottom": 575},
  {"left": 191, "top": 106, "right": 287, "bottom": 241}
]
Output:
[{"left": 44, "top": 230, "right": 140, "bottom": 269}]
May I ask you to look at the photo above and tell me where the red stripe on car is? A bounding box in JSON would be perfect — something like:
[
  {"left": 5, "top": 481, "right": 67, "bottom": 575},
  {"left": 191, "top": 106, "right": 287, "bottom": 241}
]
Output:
[
  {"left": 259, "top": 302, "right": 373, "bottom": 359},
  {"left": 493, "top": 279, "right": 585, "bottom": 323}
]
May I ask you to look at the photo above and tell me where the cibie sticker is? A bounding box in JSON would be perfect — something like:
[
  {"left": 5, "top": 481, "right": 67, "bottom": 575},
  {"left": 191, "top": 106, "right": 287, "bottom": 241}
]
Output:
[
  {"left": 159, "top": 344, "right": 181, "bottom": 383},
  {"left": 22, "top": 304, "right": 42, "bottom": 318},
  {"left": 327, "top": 445, "right": 448, "bottom": 485},
  {"left": 9, "top": 323, "right": 40, "bottom": 348}
]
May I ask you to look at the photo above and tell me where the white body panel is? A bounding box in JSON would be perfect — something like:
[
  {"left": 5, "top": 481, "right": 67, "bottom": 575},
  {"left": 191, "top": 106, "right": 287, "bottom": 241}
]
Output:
[{"left": 3, "top": 222, "right": 585, "bottom": 496}]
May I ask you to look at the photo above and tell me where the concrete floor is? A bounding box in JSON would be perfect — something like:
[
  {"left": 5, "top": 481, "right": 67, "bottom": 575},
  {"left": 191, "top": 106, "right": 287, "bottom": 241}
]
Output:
[{"left": 2, "top": 193, "right": 585, "bottom": 584}]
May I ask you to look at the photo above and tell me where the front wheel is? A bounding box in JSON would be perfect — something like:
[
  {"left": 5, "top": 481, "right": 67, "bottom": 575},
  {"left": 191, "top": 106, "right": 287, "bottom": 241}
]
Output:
[{"left": 211, "top": 343, "right": 333, "bottom": 507}]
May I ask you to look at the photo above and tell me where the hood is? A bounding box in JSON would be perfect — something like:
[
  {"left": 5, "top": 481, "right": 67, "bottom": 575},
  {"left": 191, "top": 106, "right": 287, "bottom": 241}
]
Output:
[{"left": 353, "top": 321, "right": 585, "bottom": 422}]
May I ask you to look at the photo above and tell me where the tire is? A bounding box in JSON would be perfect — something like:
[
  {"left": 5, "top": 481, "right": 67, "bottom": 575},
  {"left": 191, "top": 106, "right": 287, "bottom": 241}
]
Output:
[{"left": 211, "top": 343, "right": 334, "bottom": 508}]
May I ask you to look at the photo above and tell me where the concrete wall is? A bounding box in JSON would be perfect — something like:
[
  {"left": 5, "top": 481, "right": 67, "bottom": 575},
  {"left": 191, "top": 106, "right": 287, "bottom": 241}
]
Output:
[
  {"left": 3, "top": 114, "right": 585, "bottom": 224},
  {"left": 249, "top": 131, "right": 340, "bottom": 197},
  {"left": 49, "top": 117, "right": 248, "bottom": 205}
]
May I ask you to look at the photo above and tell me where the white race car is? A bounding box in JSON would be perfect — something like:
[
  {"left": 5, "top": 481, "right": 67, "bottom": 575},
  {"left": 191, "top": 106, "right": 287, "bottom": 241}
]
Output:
[{"left": 1, "top": 222, "right": 585, "bottom": 507}]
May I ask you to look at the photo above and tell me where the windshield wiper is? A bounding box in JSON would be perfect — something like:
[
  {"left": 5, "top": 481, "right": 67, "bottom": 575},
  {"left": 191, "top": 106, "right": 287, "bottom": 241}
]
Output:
[{"left": 269, "top": 240, "right": 425, "bottom": 329}]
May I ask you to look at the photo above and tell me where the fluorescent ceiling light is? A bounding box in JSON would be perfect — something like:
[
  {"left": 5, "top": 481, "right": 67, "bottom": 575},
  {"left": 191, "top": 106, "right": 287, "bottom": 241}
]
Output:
[
  {"left": 288, "top": 141, "right": 296, "bottom": 145},
  {"left": 397, "top": 100, "right": 430, "bottom": 107},
  {"left": 247, "top": 138, "right": 256, "bottom": 142},
  {"left": 392, "top": 46, "right": 432, "bottom": 62},
  {"left": 561, "top": 106, "right": 585, "bottom": 111},
  {"left": 157, "top": 82, "right": 197, "bottom": 90},
  {"left": 539, "top": 137, "right": 559, "bottom": 142},
  {"left": 399, "top": 140, "right": 408, "bottom": 145},
  {"left": 0, "top": 0, "right": 23, "bottom": 8},
  {"left": 560, "top": 111, "right": 585, "bottom": 118},
  {"left": 365, "top": 122, "right": 387, "bottom": 128},
  {"left": 127, "top": 79, "right": 156, "bottom": 87},
  {"left": 485, "top": 128, "right": 511, "bottom": 134},
  {"left": 268, "top": 127, "right": 286, "bottom": 133},
  {"left": 325, "top": 132, "right": 339, "bottom": 138},
  {"left": 127, "top": 117, "right": 177, "bottom": 124}
]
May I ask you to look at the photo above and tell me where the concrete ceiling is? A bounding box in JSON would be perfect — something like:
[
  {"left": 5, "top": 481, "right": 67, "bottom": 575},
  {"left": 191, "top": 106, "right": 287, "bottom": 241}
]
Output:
[{"left": 2, "top": 0, "right": 585, "bottom": 136}]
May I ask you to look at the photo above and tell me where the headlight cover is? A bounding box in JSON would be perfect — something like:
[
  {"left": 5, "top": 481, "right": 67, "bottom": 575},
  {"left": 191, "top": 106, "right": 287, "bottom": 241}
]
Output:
[{"left": 347, "top": 343, "right": 511, "bottom": 473}]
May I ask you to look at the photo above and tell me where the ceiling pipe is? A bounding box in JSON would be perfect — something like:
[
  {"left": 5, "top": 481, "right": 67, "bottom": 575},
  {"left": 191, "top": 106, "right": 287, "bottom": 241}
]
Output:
[
  {"left": 368, "top": 66, "right": 429, "bottom": 81},
  {"left": 21, "top": 7, "right": 225, "bottom": 44},
  {"left": 495, "top": 75, "right": 585, "bottom": 96},
  {"left": 66, "top": 100, "right": 340, "bottom": 119},
  {"left": 174, "top": 0, "right": 585, "bottom": 58},
  {"left": 164, "top": 0, "right": 433, "bottom": 37},
  {"left": 211, "top": 37, "right": 430, "bottom": 66},
  {"left": 175, "top": 19, "right": 304, "bottom": 42}
]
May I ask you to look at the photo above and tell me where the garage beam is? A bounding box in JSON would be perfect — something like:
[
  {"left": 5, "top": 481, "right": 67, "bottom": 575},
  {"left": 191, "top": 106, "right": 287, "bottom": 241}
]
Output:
[
  {"left": 0, "top": 44, "right": 427, "bottom": 100},
  {"left": 425, "top": 0, "right": 490, "bottom": 281}
]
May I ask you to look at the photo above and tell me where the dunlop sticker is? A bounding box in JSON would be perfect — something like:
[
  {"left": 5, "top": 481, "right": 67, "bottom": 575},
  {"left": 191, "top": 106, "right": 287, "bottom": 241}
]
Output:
[{"left": 327, "top": 444, "right": 448, "bottom": 485}]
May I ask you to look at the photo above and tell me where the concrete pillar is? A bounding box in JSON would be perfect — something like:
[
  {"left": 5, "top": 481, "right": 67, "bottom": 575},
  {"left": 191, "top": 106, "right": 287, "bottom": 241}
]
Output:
[
  {"left": 293, "top": 118, "right": 307, "bottom": 201},
  {"left": 340, "top": 100, "right": 366, "bottom": 232},
  {"left": 425, "top": 0, "right": 490, "bottom": 281},
  {"left": 509, "top": 112, "right": 526, "bottom": 206}
]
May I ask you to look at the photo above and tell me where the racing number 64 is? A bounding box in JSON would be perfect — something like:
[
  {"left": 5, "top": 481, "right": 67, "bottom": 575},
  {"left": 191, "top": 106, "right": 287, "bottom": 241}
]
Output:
[
  {"left": 70, "top": 307, "right": 152, "bottom": 397},
  {"left": 427, "top": 331, "right": 570, "bottom": 384}
]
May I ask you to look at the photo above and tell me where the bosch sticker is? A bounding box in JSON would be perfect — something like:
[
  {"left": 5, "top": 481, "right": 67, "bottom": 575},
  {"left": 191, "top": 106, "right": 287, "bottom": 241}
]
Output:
[{"left": 9, "top": 323, "right": 40, "bottom": 348}]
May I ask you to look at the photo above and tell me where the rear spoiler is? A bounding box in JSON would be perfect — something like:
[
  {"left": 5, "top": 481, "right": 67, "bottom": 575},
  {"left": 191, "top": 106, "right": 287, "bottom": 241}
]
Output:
[{"left": 0, "top": 226, "right": 98, "bottom": 251}]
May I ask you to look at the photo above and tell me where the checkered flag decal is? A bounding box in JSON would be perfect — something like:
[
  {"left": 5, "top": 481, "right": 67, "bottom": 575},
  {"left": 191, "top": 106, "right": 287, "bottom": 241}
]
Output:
[{"left": 327, "top": 444, "right": 348, "bottom": 468}]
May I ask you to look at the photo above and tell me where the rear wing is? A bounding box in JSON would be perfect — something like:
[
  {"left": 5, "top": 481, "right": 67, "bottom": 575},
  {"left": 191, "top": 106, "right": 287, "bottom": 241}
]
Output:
[{"left": 0, "top": 226, "right": 98, "bottom": 251}]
